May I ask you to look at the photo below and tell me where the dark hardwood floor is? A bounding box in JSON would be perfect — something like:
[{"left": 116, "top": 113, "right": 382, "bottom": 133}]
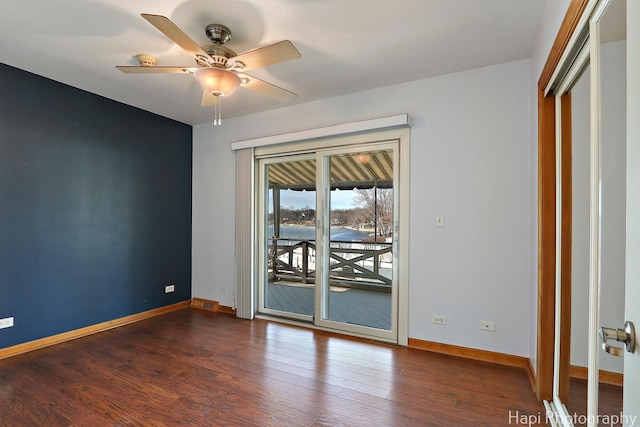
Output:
[
  {"left": 566, "top": 378, "right": 624, "bottom": 427},
  {"left": 0, "top": 308, "right": 547, "bottom": 426}
]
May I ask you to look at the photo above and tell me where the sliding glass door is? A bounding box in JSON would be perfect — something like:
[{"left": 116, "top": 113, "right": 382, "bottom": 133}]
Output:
[
  {"left": 258, "top": 153, "right": 317, "bottom": 322},
  {"left": 315, "top": 145, "right": 397, "bottom": 340},
  {"left": 257, "top": 141, "right": 399, "bottom": 342}
]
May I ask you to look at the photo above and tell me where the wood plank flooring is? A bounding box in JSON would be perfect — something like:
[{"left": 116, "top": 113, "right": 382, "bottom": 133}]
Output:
[
  {"left": 566, "top": 378, "right": 624, "bottom": 427},
  {"left": 0, "top": 308, "right": 547, "bottom": 426}
]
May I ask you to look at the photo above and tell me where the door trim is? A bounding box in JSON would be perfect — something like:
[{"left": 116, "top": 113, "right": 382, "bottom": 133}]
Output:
[{"left": 537, "top": 0, "right": 591, "bottom": 401}]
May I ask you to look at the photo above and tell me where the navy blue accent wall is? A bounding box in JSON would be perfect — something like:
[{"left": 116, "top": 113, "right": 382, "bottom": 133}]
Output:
[{"left": 0, "top": 64, "right": 192, "bottom": 348}]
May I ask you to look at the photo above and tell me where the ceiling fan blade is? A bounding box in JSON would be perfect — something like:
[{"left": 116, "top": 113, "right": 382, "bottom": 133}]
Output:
[
  {"left": 239, "top": 74, "right": 296, "bottom": 103},
  {"left": 141, "top": 13, "right": 210, "bottom": 60},
  {"left": 116, "top": 66, "right": 197, "bottom": 74},
  {"left": 231, "top": 40, "right": 301, "bottom": 72}
]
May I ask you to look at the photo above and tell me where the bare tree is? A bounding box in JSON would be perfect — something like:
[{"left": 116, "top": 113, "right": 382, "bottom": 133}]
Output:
[{"left": 353, "top": 187, "right": 393, "bottom": 238}]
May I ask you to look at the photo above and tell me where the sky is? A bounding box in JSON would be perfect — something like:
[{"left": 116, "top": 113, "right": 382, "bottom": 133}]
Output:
[{"left": 278, "top": 189, "right": 357, "bottom": 210}]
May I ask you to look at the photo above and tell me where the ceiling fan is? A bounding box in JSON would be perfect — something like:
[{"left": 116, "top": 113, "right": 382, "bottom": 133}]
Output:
[{"left": 116, "top": 14, "right": 301, "bottom": 124}]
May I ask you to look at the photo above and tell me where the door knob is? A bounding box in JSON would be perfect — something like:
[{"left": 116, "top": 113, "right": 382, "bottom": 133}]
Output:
[{"left": 599, "top": 321, "right": 635, "bottom": 357}]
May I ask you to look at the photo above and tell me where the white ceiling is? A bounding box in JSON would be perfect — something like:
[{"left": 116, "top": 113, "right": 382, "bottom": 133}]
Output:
[{"left": 1, "top": 0, "right": 546, "bottom": 125}]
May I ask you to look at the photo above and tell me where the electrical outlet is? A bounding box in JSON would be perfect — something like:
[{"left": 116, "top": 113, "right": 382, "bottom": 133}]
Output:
[
  {"left": 0, "top": 317, "right": 14, "bottom": 329},
  {"left": 219, "top": 286, "right": 227, "bottom": 294},
  {"left": 479, "top": 320, "right": 496, "bottom": 332},
  {"left": 432, "top": 315, "right": 446, "bottom": 325},
  {"left": 165, "top": 284, "right": 175, "bottom": 293}
]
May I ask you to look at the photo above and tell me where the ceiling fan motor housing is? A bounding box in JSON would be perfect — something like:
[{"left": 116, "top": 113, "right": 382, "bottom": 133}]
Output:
[
  {"left": 199, "top": 44, "right": 237, "bottom": 68},
  {"left": 205, "top": 24, "right": 232, "bottom": 45}
]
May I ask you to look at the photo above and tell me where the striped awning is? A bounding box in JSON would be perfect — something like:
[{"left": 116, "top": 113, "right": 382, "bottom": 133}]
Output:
[{"left": 267, "top": 150, "right": 393, "bottom": 190}]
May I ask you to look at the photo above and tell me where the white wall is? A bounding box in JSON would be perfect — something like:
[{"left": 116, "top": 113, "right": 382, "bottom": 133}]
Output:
[
  {"left": 191, "top": 121, "right": 238, "bottom": 306},
  {"left": 405, "top": 60, "right": 533, "bottom": 357},
  {"left": 192, "top": 59, "right": 534, "bottom": 357}
]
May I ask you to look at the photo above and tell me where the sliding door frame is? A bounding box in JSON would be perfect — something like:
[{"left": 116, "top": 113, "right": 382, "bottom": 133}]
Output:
[{"left": 253, "top": 127, "right": 410, "bottom": 345}]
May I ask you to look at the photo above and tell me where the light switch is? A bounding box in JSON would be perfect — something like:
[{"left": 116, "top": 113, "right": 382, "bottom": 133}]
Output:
[{"left": 435, "top": 214, "right": 445, "bottom": 228}]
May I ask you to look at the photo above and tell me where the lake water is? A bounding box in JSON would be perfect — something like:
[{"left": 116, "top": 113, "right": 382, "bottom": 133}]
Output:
[{"left": 270, "top": 225, "right": 371, "bottom": 242}]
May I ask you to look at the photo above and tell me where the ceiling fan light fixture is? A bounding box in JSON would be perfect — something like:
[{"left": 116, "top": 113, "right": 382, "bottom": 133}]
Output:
[
  {"left": 194, "top": 67, "right": 241, "bottom": 96},
  {"left": 194, "top": 68, "right": 241, "bottom": 125}
]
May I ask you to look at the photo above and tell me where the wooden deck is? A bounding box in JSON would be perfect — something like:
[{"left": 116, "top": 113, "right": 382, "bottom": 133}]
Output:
[
  {"left": 265, "top": 283, "right": 391, "bottom": 330},
  {"left": 265, "top": 237, "right": 393, "bottom": 330}
]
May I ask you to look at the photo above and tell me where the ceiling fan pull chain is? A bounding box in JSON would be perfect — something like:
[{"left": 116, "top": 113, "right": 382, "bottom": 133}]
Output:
[{"left": 213, "top": 94, "right": 221, "bottom": 126}]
